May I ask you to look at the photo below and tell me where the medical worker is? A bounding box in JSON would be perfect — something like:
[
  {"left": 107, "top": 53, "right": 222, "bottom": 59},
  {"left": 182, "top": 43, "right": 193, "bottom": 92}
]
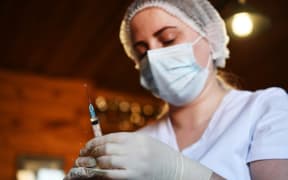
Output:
[{"left": 65, "top": 0, "right": 288, "bottom": 179}]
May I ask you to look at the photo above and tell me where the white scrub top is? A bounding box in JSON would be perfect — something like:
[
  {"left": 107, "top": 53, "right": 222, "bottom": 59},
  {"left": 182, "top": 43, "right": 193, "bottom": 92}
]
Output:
[{"left": 138, "top": 87, "right": 288, "bottom": 180}]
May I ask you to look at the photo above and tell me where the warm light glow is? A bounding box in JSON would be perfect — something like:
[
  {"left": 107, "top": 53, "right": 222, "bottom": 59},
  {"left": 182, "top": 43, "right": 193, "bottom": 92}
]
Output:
[
  {"left": 17, "top": 170, "right": 35, "bottom": 180},
  {"left": 231, "top": 12, "right": 254, "bottom": 37},
  {"left": 130, "top": 113, "right": 145, "bottom": 126},
  {"left": 131, "top": 102, "right": 141, "bottom": 113},
  {"left": 119, "top": 101, "right": 130, "bottom": 113},
  {"left": 143, "top": 104, "right": 154, "bottom": 116},
  {"left": 95, "top": 96, "right": 108, "bottom": 112},
  {"left": 37, "top": 168, "right": 65, "bottom": 180}
]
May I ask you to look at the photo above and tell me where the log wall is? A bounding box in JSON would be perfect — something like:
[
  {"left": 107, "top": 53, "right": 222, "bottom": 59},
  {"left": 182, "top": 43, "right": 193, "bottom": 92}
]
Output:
[{"left": 0, "top": 69, "right": 160, "bottom": 179}]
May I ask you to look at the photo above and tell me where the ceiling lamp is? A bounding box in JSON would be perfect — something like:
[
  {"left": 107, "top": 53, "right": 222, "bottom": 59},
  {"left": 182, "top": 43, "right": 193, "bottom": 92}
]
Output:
[
  {"left": 225, "top": 0, "right": 270, "bottom": 38},
  {"left": 231, "top": 12, "right": 253, "bottom": 37}
]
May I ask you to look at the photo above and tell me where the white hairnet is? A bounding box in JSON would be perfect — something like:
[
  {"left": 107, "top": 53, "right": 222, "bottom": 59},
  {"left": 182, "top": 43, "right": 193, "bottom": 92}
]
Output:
[{"left": 119, "top": 0, "right": 230, "bottom": 68}]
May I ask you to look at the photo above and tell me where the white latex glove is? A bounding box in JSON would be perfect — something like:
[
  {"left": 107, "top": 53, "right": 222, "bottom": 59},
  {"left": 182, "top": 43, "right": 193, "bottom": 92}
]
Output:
[
  {"left": 64, "top": 132, "right": 212, "bottom": 180},
  {"left": 64, "top": 167, "right": 108, "bottom": 180}
]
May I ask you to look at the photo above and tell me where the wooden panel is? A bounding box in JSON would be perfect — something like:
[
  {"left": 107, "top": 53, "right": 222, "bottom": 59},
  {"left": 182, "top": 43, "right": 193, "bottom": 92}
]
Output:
[{"left": 0, "top": 69, "right": 161, "bottom": 178}]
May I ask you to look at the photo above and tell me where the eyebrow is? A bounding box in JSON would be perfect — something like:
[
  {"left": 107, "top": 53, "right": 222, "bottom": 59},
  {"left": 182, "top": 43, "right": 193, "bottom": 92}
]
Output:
[
  {"left": 153, "top": 26, "right": 177, "bottom": 36},
  {"left": 132, "top": 26, "right": 177, "bottom": 49}
]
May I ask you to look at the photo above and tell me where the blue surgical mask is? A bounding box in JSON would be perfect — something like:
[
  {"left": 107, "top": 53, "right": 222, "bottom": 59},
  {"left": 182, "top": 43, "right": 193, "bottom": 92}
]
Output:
[{"left": 139, "top": 36, "right": 210, "bottom": 106}]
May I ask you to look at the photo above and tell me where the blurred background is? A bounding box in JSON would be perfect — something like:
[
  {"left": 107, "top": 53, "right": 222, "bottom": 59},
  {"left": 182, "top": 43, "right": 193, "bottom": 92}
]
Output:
[{"left": 0, "top": 0, "right": 287, "bottom": 179}]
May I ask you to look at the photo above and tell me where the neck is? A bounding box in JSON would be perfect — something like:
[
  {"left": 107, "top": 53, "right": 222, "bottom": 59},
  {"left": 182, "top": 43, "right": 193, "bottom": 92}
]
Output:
[{"left": 169, "top": 76, "right": 229, "bottom": 130}]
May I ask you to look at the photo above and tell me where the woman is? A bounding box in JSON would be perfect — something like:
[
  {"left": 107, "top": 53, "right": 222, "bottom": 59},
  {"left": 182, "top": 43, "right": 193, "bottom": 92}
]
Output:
[{"left": 65, "top": 0, "right": 288, "bottom": 179}]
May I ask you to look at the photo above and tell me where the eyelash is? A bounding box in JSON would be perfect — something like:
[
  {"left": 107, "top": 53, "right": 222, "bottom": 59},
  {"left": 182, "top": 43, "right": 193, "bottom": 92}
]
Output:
[
  {"left": 163, "top": 39, "right": 175, "bottom": 45},
  {"left": 137, "top": 38, "right": 176, "bottom": 60}
]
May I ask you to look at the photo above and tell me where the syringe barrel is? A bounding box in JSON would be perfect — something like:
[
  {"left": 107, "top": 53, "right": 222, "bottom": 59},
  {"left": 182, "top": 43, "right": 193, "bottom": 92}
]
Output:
[{"left": 90, "top": 118, "right": 102, "bottom": 137}]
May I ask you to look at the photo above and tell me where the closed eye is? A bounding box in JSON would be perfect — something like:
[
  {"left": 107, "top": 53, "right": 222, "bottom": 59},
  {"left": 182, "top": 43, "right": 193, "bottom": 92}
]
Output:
[{"left": 163, "top": 39, "right": 175, "bottom": 46}]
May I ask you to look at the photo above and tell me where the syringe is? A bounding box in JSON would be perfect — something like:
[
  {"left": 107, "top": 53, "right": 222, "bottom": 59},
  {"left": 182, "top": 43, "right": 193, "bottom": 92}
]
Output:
[{"left": 84, "top": 84, "right": 102, "bottom": 137}]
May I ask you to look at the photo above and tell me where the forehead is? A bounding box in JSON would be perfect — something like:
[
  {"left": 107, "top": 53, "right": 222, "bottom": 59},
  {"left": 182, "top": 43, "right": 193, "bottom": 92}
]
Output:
[
  {"left": 131, "top": 7, "right": 182, "bottom": 24},
  {"left": 130, "top": 7, "right": 189, "bottom": 36}
]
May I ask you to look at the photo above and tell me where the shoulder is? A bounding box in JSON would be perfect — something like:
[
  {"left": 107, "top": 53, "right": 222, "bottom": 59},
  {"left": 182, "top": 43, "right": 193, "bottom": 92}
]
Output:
[
  {"left": 253, "top": 87, "right": 288, "bottom": 103},
  {"left": 246, "top": 87, "right": 288, "bottom": 162},
  {"left": 232, "top": 86, "right": 286, "bottom": 98},
  {"left": 249, "top": 87, "right": 288, "bottom": 113},
  {"left": 248, "top": 87, "right": 288, "bottom": 130},
  {"left": 228, "top": 87, "right": 288, "bottom": 110}
]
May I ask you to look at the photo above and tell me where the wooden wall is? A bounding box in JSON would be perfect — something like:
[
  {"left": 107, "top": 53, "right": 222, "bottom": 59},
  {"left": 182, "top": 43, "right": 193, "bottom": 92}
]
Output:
[{"left": 0, "top": 69, "right": 161, "bottom": 179}]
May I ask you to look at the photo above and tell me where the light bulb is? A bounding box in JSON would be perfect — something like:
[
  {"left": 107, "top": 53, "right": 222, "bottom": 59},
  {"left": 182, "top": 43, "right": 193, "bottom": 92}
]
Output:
[{"left": 231, "top": 12, "right": 254, "bottom": 37}]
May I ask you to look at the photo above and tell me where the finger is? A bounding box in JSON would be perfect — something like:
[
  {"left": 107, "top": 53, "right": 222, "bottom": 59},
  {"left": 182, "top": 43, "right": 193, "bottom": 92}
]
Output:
[
  {"left": 75, "top": 156, "right": 97, "bottom": 167},
  {"left": 89, "top": 143, "right": 125, "bottom": 157},
  {"left": 65, "top": 167, "right": 88, "bottom": 178},
  {"left": 84, "top": 133, "right": 132, "bottom": 152},
  {"left": 100, "top": 169, "right": 135, "bottom": 180},
  {"left": 96, "top": 155, "right": 127, "bottom": 169},
  {"left": 84, "top": 167, "right": 107, "bottom": 177},
  {"left": 79, "top": 147, "right": 89, "bottom": 157},
  {"left": 66, "top": 167, "right": 107, "bottom": 179}
]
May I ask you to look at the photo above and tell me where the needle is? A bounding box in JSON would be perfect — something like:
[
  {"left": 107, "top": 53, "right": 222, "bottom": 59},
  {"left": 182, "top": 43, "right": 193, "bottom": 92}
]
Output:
[{"left": 83, "top": 83, "right": 102, "bottom": 137}]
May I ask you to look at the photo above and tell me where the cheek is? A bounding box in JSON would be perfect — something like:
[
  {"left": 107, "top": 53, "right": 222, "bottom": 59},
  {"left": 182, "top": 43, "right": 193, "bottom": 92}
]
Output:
[{"left": 193, "top": 40, "right": 211, "bottom": 68}]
